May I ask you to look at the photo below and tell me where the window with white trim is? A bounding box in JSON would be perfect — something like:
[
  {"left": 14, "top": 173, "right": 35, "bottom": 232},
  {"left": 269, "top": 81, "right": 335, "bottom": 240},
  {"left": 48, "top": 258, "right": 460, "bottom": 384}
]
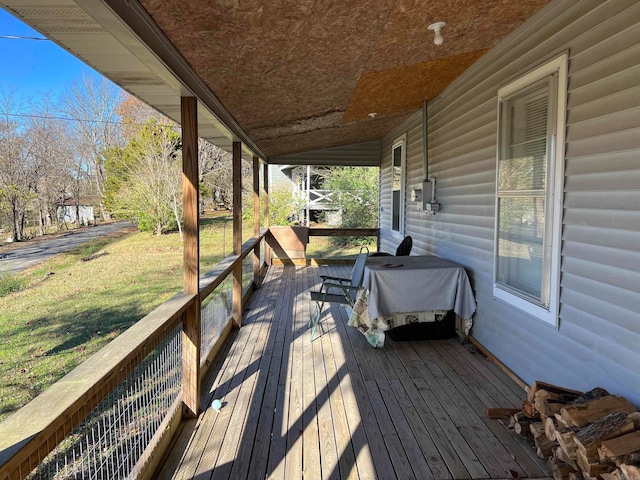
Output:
[
  {"left": 493, "top": 54, "right": 567, "bottom": 326},
  {"left": 391, "top": 134, "right": 406, "bottom": 235}
]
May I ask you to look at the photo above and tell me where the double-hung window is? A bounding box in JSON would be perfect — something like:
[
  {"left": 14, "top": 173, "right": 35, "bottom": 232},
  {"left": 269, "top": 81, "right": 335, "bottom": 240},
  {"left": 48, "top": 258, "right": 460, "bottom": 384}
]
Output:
[
  {"left": 391, "top": 134, "right": 406, "bottom": 235},
  {"left": 493, "top": 54, "right": 567, "bottom": 326}
]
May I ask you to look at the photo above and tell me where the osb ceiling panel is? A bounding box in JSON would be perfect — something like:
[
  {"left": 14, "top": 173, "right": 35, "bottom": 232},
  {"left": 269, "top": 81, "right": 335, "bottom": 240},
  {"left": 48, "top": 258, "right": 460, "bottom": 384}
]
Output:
[{"left": 138, "top": 0, "right": 551, "bottom": 158}]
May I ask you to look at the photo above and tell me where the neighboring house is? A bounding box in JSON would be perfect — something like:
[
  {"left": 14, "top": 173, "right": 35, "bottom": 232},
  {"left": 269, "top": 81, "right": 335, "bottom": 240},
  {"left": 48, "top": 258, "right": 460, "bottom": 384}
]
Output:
[
  {"left": 271, "top": 141, "right": 383, "bottom": 227},
  {"left": 269, "top": 164, "right": 341, "bottom": 226},
  {"left": 56, "top": 196, "right": 100, "bottom": 225}
]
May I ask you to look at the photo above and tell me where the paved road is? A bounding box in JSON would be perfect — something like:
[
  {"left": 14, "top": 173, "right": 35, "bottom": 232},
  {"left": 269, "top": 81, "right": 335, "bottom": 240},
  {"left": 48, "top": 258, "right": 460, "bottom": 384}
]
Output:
[{"left": 0, "top": 222, "right": 133, "bottom": 274}]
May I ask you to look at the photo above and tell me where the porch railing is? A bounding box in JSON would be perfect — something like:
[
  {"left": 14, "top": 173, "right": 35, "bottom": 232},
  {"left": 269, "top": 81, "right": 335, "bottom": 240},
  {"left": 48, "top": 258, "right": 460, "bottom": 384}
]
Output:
[
  {"left": 0, "top": 227, "right": 376, "bottom": 479},
  {"left": 0, "top": 233, "right": 266, "bottom": 480}
]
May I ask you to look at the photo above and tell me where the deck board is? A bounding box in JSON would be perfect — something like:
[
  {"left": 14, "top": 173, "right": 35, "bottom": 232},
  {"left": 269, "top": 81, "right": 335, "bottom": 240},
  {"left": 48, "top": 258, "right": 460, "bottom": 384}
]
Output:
[{"left": 158, "top": 265, "right": 551, "bottom": 480}]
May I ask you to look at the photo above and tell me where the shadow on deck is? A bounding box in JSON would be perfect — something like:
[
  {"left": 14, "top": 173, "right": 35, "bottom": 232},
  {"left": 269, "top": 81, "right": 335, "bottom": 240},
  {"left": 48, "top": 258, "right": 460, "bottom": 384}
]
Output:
[{"left": 157, "top": 265, "right": 550, "bottom": 480}]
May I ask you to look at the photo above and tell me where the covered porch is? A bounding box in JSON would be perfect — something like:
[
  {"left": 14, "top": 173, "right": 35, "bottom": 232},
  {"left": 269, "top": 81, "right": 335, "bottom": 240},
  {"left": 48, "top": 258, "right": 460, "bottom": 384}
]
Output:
[
  {"left": 2, "top": 0, "right": 638, "bottom": 478},
  {"left": 158, "top": 265, "right": 547, "bottom": 480}
]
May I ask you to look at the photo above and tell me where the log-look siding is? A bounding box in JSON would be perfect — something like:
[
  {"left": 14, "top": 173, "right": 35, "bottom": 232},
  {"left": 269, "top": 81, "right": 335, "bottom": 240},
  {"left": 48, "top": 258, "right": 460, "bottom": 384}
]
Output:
[{"left": 379, "top": 0, "right": 640, "bottom": 405}]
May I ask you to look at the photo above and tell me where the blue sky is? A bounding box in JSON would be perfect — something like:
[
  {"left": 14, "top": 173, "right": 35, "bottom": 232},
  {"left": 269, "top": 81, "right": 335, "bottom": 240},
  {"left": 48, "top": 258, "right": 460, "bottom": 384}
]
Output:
[{"left": 0, "top": 8, "right": 96, "bottom": 102}]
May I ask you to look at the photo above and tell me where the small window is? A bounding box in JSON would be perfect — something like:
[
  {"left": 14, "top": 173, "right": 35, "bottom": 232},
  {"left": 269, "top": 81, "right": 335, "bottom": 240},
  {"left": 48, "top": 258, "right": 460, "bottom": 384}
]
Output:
[
  {"left": 391, "top": 134, "right": 406, "bottom": 234},
  {"left": 493, "top": 54, "right": 567, "bottom": 326}
]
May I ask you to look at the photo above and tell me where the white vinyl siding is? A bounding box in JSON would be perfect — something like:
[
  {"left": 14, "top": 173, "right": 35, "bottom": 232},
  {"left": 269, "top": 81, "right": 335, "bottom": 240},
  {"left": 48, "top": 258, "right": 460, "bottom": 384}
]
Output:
[{"left": 381, "top": 1, "right": 640, "bottom": 405}]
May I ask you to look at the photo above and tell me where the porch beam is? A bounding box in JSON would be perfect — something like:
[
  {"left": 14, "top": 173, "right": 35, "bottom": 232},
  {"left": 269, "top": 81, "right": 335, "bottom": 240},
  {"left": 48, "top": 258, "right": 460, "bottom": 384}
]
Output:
[
  {"left": 181, "top": 96, "right": 201, "bottom": 417},
  {"left": 253, "top": 155, "right": 261, "bottom": 287},
  {"left": 232, "top": 141, "right": 243, "bottom": 328}
]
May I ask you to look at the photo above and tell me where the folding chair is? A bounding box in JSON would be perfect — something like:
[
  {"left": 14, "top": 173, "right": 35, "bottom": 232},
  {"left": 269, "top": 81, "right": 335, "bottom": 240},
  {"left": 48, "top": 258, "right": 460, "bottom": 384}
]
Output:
[{"left": 308, "top": 246, "right": 369, "bottom": 340}]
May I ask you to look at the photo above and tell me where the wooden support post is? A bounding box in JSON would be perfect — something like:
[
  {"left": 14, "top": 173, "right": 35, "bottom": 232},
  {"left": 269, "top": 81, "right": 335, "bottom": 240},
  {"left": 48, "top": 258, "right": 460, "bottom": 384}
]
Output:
[
  {"left": 180, "top": 96, "right": 200, "bottom": 417},
  {"left": 232, "top": 141, "right": 243, "bottom": 328},
  {"left": 263, "top": 162, "right": 271, "bottom": 266},
  {"left": 253, "top": 155, "right": 261, "bottom": 287}
]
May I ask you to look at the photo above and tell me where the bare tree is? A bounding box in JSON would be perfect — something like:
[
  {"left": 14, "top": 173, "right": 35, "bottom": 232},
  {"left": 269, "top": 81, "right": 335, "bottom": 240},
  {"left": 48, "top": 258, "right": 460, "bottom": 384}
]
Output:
[
  {"left": 23, "top": 93, "right": 74, "bottom": 235},
  {"left": 198, "top": 140, "right": 231, "bottom": 210},
  {"left": 198, "top": 141, "right": 252, "bottom": 212},
  {"left": 0, "top": 87, "right": 32, "bottom": 241},
  {"left": 60, "top": 74, "right": 122, "bottom": 221}
]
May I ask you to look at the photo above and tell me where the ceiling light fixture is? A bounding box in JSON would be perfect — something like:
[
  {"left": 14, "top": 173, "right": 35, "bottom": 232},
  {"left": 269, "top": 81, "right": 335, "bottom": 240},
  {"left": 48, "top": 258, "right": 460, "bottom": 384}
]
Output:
[{"left": 428, "top": 22, "right": 446, "bottom": 46}]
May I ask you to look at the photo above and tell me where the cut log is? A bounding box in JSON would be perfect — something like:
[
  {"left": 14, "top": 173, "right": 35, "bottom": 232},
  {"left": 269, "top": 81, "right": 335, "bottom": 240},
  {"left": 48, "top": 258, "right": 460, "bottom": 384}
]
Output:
[
  {"left": 523, "top": 399, "right": 538, "bottom": 418},
  {"left": 627, "top": 412, "right": 640, "bottom": 429},
  {"left": 486, "top": 407, "right": 522, "bottom": 419},
  {"left": 556, "top": 446, "right": 579, "bottom": 470},
  {"left": 560, "top": 395, "right": 637, "bottom": 428},
  {"left": 549, "top": 454, "right": 576, "bottom": 480},
  {"left": 620, "top": 464, "right": 640, "bottom": 480},
  {"left": 611, "top": 453, "right": 640, "bottom": 467},
  {"left": 576, "top": 449, "right": 614, "bottom": 477},
  {"left": 602, "top": 471, "right": 622, "bottom": 480},
  {"left": 567, "top": 388, "right": 610, "bottom": 406},
  {"left": 556, "top": 412, "right": 571, "bottom": 428},
  {"left": 546, "top": 416, "right": 559, "bottom": 442},
  {"left": 531, "top": 422, "right": 556, "bottom": 458},
  {"left": 512, "top": 411, "right": 538, "bottom": 434},
  {"left": 535, "top": 389, "right": 567, "bottom": 418},
  {"left": 598, "top": 431, "right": 640, "bottom": 462},
  {"left": 583, "top": 464, "right": 615, "bottom": 480},
  {"left": 557, "top": 430, "right": 580, "bottom": 460},
  {"left": 515, "top": 418, "right": 537, "bottom": 436},
  {"left": 574, "top": 412, "right": 635, "bottom": 458},
  {"left": 528, "top": 381, "right": 583, "bottom": 404}
]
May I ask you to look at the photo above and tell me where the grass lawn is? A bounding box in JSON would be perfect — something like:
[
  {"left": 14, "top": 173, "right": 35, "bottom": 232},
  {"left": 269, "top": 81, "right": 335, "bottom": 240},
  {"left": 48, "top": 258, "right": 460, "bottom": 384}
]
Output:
[{"left": 0, "top": 214, "right": 374, "bottom": 421}]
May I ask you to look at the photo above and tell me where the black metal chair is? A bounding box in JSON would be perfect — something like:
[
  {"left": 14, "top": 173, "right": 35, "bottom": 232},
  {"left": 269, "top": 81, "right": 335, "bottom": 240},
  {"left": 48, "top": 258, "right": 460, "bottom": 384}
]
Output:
[
  {"left": 395, "top": 235, "right": 413, "bottom": 256},
  {"left": 369, "top": 235, "right": 413, "bottom": 257},
  {"left": 308, "top": 246, "right": 369, "bottom": 340}
]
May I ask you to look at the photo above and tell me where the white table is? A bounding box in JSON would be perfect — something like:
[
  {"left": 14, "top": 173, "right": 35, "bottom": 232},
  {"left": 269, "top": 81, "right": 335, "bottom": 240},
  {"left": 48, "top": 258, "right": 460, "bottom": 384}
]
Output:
[{"left": 348, "top": 255, "right": 476, "bottom": 347}]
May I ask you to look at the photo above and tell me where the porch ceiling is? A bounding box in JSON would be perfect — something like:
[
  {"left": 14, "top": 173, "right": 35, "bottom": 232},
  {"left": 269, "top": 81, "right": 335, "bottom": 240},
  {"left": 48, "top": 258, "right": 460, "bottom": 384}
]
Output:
[{"left": 2, "top": 0, "right": 551, "bottom": 160}]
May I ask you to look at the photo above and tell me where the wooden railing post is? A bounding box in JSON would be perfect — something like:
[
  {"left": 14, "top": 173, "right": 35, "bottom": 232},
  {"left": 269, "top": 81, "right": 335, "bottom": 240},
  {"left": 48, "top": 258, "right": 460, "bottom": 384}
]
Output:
[
  {"left": 232, "top": 141, "right": 243, "bottom": 328},
  {"left": 181, "top": 96, "right": 200, "bottom": 417},
  {"left": 263, "top": 162, "right": 271, "bottom": 266},
  {"left": 253, "top": 155, "right": 261, "bottom": 287}
]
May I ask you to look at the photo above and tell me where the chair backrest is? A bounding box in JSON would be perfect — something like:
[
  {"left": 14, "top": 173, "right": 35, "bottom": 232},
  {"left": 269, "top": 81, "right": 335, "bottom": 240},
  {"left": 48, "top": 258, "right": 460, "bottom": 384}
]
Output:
[
  {"left": 395, "top": 236, "right": 413, "bottom": 256},
  {"left": 348, "top": 246, "right": 369, "bottom": 300}
]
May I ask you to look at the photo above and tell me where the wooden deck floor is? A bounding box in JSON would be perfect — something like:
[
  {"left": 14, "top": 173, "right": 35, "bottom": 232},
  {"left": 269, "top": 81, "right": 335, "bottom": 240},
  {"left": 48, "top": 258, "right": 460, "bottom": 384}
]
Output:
[{"left": 158, "top": 265, "right": 550, "bottom": 480}]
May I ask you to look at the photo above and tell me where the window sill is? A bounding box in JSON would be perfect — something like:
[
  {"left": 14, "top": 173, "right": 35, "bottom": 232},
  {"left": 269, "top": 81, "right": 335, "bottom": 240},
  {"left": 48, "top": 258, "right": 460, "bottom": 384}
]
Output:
[{"left": 493, "top": 286, "right": 558, "bottom": 328}]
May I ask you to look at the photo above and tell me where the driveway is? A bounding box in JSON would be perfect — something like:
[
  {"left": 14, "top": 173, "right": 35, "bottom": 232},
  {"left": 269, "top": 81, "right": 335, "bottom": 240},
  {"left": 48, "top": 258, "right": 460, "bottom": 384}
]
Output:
[{"left": 0, "top": 222, "right": 133, "bottom": 274}]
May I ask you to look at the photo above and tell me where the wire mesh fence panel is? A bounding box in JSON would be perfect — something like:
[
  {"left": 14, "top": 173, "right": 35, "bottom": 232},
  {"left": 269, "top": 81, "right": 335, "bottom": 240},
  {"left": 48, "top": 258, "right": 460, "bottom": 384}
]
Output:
[
  {"left": 200, "top": 275, "right": 232, "bottom": 356},
  {"left": 26, "top": 323, "right": 183, "bottom": 480},
  {"left": 242, "top": 254, "right": 253, "bottom": 291}
]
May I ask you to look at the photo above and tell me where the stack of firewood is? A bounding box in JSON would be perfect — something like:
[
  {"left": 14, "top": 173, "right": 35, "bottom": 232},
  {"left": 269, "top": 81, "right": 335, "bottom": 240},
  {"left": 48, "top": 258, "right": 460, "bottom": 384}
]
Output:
[{"left": 488, "top": 381, "right": 640, "bottom": 480}]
